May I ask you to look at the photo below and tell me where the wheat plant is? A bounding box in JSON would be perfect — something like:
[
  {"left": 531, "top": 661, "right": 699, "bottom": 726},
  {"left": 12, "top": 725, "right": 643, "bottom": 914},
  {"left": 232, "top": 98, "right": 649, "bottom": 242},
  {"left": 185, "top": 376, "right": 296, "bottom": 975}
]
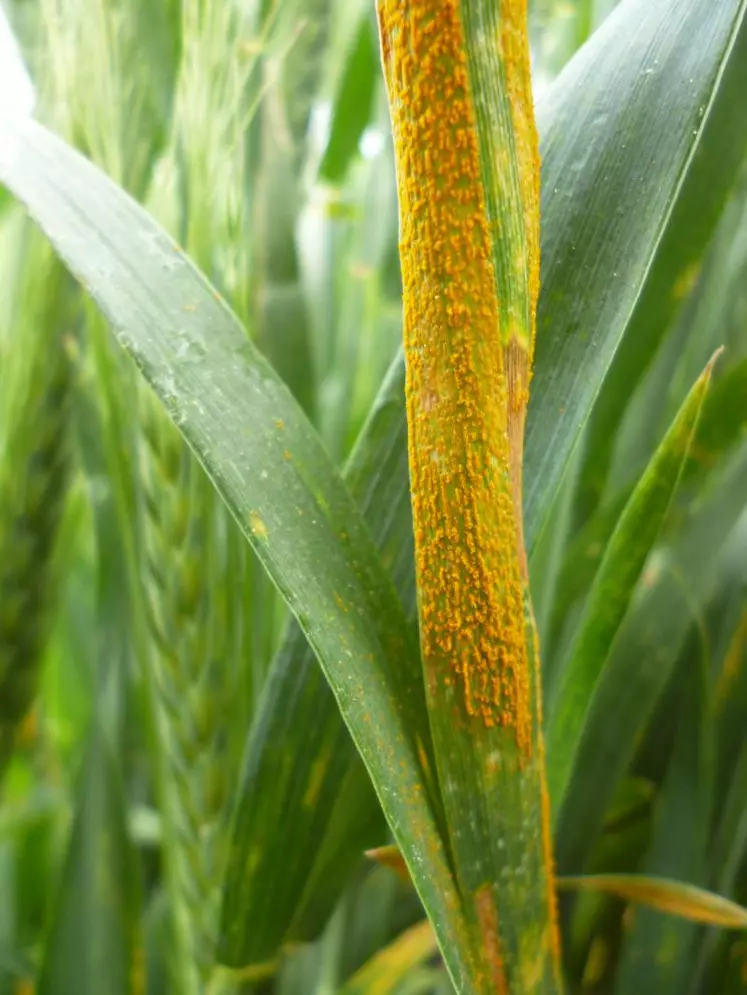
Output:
[{"left": 1, "top": 0, "right": 747, "bottom": 993}]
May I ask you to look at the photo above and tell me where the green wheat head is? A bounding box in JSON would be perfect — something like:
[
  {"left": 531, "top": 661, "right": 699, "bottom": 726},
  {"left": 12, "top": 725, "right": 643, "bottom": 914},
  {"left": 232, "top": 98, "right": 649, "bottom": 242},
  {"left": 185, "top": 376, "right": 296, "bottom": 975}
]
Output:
[{"left": 139, "top": 385, "right": 242, "bottom": 991}]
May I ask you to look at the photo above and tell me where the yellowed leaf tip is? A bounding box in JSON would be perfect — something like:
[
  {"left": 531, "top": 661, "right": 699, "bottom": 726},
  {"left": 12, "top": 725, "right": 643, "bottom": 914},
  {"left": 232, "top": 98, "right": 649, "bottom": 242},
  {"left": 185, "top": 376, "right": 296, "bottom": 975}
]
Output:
[
  {"left": 365, "top": 844, "right": 412, "bottom": 884},
  {"left": 557, "top": 874, "right": 747, "bottom": 929}
]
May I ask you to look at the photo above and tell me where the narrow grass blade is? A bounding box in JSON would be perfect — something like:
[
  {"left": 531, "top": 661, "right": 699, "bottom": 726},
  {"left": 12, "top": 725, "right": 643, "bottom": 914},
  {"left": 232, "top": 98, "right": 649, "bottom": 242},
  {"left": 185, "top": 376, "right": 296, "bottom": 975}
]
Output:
[
  {"left": 557, "top": 877, "right": 747, "bottom": 930},
  {"left": 37, "top": 724, "right": 141, "bottom": 995},
  {"left": 318, "top": 13, "right": 378, "bottom": 186},
  {"left": 531, "top": 445, "right": 583, "bottom": 651},
  {"left": 0, "top": 116, "right": 477, "bottom": 987},
  {"left": 311, "top": 116, "right": 403, "bottom": 463},
  {"left": 685, "top": 358, "right": 747, "bottom": 484},
  {"left": 277, "top": 0, "right": 332, "bottom": 178},
  {"left": 548, "top": 357, "right": 747, "bottom": 663},
  {"left": 588, "top": 170, "right": 747, "bottom": 530},
  {"left": 546, "top": 354, "right": 717, "bottom": 808}
]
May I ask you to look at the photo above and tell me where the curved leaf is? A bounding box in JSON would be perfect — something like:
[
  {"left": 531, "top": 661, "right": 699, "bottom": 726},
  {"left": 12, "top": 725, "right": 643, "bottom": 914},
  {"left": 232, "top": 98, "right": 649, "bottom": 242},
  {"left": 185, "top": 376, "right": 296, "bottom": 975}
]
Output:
[
  {"left": 557, "top": 875, "right": 747, "bottom": 930},
  {"left": 575, "top": 15, "right": 747, "bottom": 521},
  {"left": 0, "top": 115, "right": 476, "bottom": 987},
  {"left": 526, "top": 0, "right": 747, "bottom": 551},
  {"left": 219, "top": 359, "right": 410, "bottom": 963}
]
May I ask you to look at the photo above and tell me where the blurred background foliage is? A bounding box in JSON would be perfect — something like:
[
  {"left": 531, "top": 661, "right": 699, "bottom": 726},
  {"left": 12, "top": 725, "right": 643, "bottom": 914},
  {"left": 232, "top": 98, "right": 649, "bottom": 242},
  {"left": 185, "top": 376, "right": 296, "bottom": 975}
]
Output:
[{"left": 0, "top": 0, "right": 746, "bottom": 992}]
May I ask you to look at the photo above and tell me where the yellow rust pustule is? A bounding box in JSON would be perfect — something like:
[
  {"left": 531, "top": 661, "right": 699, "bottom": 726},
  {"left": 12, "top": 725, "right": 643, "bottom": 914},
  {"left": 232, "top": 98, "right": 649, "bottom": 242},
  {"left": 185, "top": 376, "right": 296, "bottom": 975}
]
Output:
[{"left": 377, "top": 0, "right": 534, "bottom": 752}]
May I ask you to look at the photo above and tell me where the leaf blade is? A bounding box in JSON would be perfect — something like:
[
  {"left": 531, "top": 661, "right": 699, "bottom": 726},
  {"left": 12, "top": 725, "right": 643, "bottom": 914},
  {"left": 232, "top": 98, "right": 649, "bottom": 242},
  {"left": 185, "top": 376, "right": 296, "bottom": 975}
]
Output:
[
  {"left": 526, "top": 0, "right": 747, "bottom": 551},
  {"left": 557, "top": 875, "right": 747, "bottom": 930},
  {"left": 546, "top": 354, "right": 717, "bottom": 810},
  {"left": 554, "top": 442, "right": 747, "bottom": 876}
]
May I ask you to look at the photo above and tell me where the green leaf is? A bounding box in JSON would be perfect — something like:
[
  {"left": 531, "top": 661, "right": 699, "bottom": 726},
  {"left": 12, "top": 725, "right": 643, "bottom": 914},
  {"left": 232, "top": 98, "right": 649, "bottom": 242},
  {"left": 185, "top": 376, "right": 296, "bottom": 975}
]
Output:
[
  {"left": 0, "top": 115, "right": 475, "bottom": 987},
  {"left": 318, "top": 14, "right": 378, "bottom": 186},
  {"left": 531, "top": 443, "right": 583, "bottom": 652},
  {"left": 591, "top": 169, "right": 747, "bottom": 525},
  {"left": 547, "top": 356, "right": 747, "bottom": 670},
  {"left": 685, "top": 358, "right": 747, "bottom": 486},
  {"left": 526, "top": 0, "right": 747, "bottom": 551},
  {"left": 545, "top": 355, "right": 717, "bottom": 810},
  {"left": 219, "top": 359, "right": 409, "bottom": 964},
  {"left": 554, "top": 441, "right": 747, "bottom": 876},
  {"left": 311, "top": 123, "right": 403, "bottom": 463},
  {"left": 544, "top": 486, "right": 632, "bottom": 670},
  {"left": 37, "top": 724, "right": 141, "bottom": 995},
  {"left": 575, "top": 12, "right": 747, "bottom": 521},
  {"left": 557, "top": 876, "right": 747, "bottom": 930},
  {"left": 276, "top": 0, "right": 333, "bottom": 176}
]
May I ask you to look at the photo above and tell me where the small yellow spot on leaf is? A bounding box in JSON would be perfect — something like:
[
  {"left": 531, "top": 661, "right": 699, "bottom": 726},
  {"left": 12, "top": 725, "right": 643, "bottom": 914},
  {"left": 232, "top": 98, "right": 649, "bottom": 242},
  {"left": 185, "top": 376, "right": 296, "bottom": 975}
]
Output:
[{"left": 249, "top": 512, "right": 268, "bottom": 538}]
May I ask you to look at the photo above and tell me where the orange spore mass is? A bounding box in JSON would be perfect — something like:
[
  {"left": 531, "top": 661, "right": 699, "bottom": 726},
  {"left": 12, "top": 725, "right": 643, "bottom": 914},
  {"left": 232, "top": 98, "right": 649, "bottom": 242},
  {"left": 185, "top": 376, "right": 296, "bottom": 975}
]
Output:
[{"left": 378, "top": 0, "right": 531, "bottom": 753}]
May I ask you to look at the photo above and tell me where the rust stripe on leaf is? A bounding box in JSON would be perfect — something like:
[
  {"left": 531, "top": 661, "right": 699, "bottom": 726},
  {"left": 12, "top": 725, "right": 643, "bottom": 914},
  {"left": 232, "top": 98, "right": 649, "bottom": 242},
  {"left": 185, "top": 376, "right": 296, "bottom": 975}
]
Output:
[
  {"left": 377, "top": 0, "right": 530, "bottom": 752},
  {"left": 530, "top": 614, "right": 562, "bottom": 962},
  {"left": 475, "top": 886, "right": 509, "bottom": 995}
]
